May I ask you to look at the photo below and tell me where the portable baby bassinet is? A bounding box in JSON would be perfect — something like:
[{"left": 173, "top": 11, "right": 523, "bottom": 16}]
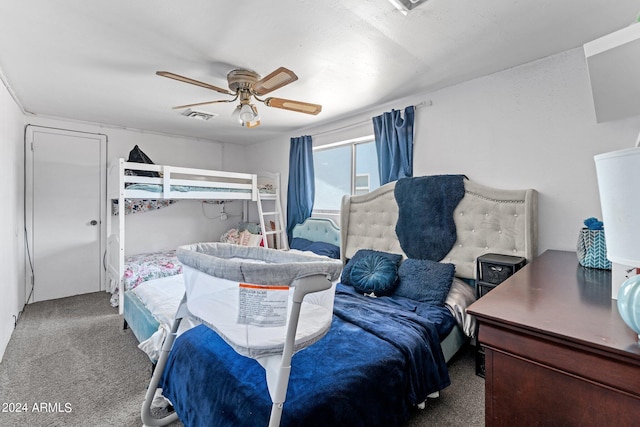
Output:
[{"left": 141, "top": 243, "right": 343, "bottom": 427}]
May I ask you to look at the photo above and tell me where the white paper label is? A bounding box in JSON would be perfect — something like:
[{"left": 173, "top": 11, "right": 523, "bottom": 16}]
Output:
[{"left": 237, "top": 283, "right": 289, "bottom": 327}]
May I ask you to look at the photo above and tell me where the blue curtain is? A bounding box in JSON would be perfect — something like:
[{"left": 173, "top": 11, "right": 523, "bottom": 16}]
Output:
[
  {"left": 286, "top": 135, "right": 315, "bottom": 243},
  {"left": 372, "top": 105, "right": 415, "bottom": 185}
]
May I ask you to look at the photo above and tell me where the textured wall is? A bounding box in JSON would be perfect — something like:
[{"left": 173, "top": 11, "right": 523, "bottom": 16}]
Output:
[
  {"left": 0, "top": 78, "right": 25, "bottom": 361},
  {"left": 247, "top": 48, "right": 640, "bottom": 255}
]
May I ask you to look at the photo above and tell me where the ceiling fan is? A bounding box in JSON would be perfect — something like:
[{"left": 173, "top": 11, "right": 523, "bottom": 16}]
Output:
[{"left": 156, "top": 67, "right": 322, "bottom": 128}]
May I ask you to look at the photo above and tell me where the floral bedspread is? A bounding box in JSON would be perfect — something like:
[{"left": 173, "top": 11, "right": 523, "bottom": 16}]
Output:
[
  {"left": 110, "top": 250, "right": 183, "bottom": 307},
  {"left": 123, "top": 250, "right": 182, "bottom": 291},
  {"left": 112, "top": 199, "right": 178, "bottom": 215}
]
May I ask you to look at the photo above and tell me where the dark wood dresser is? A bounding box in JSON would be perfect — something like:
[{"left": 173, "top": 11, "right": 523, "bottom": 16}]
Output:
[{"left": 467, "top": 250, "right": 640, "bottom": 426}]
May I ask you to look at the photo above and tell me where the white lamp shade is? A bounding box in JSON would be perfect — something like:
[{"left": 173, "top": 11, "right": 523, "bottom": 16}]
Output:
[
  {"left": 239, "top": 104, "right": 255, "bottom": 123},
  {"left": 595, "top": 147, "right": 640, "bottom": 266}
]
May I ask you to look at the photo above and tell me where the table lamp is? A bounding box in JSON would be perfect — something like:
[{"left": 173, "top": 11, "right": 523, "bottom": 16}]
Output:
[{"left": 595, "top": 146, "right": 640, "bottom": 341}]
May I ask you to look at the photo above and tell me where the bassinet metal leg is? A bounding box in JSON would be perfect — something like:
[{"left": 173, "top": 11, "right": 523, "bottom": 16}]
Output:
[
  {"left": 267, "top": 275, "right": 332, "bottom": 427},
  {"left": 141, "top": 294, "right": 188, "bottom": 427},
  {"left": 267, "top": 300, "right": 298, "bottom": 427},
  {"left": 269, "top": 403, "right": 285, "bottom": 427}
]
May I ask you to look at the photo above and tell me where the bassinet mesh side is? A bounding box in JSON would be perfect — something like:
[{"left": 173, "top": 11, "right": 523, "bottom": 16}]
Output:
[{"left": 176, "top": 242, "right": 344, "bottom": 358}]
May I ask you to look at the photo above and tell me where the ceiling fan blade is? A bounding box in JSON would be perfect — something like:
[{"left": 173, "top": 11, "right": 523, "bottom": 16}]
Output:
[
  {"left": 265, "top": 97, "right": 322, "bottom": 115},
  {"left": 172, "top": 99, "right": 234, "bottom": 110},
  {"left": 252, "top": 67, "right": 298, "bottom": 96},
  {"left": 246, "top": 120, "right": 261, "bottom": 128},
  {"left": 156, "top": 71, "right": 234, "bottom": 95}
]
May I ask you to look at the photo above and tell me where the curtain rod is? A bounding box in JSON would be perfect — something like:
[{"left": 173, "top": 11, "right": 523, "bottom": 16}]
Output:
[{"left": 310, "top": 100, "right": 431, "bottom": 138}]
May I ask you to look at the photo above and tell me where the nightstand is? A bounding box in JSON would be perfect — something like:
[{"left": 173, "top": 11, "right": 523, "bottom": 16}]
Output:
[
  {"left": 468, "top": 251, "right": 640, "bottom": 425},
  {"left": 474, "top": 253, "right": 526, "bottom": 377}
]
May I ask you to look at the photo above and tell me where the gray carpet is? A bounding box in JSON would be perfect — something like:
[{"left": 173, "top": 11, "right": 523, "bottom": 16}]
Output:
[{"left": 0, "top": 292, "right": 484, "bottom": 426}]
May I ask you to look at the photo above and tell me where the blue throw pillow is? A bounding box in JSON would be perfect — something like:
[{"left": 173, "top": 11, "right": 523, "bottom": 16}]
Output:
[
  {"left": 394, "top": 258, "right": 455, "bottom": 306},
  {"left": 341, "top": 249, "right": 404, "bottom": 286},
  {"left": 349, "top": 254, "right": 399, "bottom": 296}
]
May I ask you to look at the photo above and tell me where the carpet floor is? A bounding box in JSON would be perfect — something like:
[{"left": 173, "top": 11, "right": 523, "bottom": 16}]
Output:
[{"left": 0, "top": 292, "right": 484, "bottom": 426}]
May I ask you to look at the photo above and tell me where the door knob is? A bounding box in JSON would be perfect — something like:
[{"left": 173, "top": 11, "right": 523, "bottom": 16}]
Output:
[{"left": 90, "top": 220, "right": 98, "bottom": 226}]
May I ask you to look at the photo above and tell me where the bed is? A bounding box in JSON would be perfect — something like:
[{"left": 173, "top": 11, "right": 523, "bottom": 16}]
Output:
[
  {"left": 106, "top": 158, "right": 282, "bottom": 314},
  {"left": 339, "top": 176, "right": 537, "bottom": 361},
  {"left": 123, "top": 217, "right": 342, "bottom": 362},
  {"left": 145, "top": 176, "right": 538, "bottom": 427}
]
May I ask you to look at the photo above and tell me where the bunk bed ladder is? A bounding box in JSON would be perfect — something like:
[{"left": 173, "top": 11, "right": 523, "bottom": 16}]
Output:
[{"left": 257, "top": 189, "right": 289, "bottom": 250}]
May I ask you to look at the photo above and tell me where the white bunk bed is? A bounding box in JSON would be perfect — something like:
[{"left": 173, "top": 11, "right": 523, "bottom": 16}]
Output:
[{"left": 106, "top": 158, "right": 283, "bottom": 314}]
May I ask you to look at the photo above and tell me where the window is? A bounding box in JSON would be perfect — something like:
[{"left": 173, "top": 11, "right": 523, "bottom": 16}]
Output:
[
  {"left": 354, "top": 174, "right": 370, "bottom": 195},
  {"left": 313, "top": 136, "right": 380, "bottom": 213}
]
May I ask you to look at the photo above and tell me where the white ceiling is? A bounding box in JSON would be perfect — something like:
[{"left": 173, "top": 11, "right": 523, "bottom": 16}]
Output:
[{"left": 0, "top": 1, "right": 638, "bottom": 145}]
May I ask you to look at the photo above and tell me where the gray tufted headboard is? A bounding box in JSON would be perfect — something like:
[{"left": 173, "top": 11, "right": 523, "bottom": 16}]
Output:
[{"left": 340, "top": 178, "right": 538, "bottom": 280}]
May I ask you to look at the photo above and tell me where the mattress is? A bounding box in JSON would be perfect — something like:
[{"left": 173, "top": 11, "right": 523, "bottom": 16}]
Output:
[
  {"left": 126, "top": 274, "right": 190, "bottom": 361},
  {"left": 123, "top": 291, "right": 159, "bottom": 345},
  {"left": 124, "top": 183, "right": 253, "bottom": 193}
]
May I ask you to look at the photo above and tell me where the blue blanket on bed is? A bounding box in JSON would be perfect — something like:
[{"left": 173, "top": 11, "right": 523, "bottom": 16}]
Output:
[
  {"left": 159, "top": 284, "right": 455, "bottom": 427},
  {"left": 394, "top": 175, "right": 465, "bottom": 260}
]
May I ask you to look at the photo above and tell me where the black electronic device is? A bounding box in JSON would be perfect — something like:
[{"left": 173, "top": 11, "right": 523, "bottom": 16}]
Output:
[
  {"left": 476, "top": 253, "right": 527, "bottom": 298},
  {"left": 475, "top": 252, "right": 527, "bottom": 377}
]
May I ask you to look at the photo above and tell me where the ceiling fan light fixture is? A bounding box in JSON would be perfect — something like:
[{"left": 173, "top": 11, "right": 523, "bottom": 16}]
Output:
[
  {"left": 251, "top": 104, "right": 260, "bottom": 121},
  {"left": 239, "top": 104, "right": 254, "bottom": 122},
  {"left": 237, "top": 103, "right": 260, "bottom": 127},
  {"left": 246, "top": 119, "right": 261, "bottom": 128}
]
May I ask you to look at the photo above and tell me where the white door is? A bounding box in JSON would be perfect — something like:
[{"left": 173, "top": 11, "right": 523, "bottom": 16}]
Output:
[{"left": 25, "top": 126, "right": 106, "bottom": 302}]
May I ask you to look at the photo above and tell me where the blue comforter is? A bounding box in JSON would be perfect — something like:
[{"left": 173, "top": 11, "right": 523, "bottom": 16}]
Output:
[{"left": 159, "top": 284, "right": 455, "bottom": 427}]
